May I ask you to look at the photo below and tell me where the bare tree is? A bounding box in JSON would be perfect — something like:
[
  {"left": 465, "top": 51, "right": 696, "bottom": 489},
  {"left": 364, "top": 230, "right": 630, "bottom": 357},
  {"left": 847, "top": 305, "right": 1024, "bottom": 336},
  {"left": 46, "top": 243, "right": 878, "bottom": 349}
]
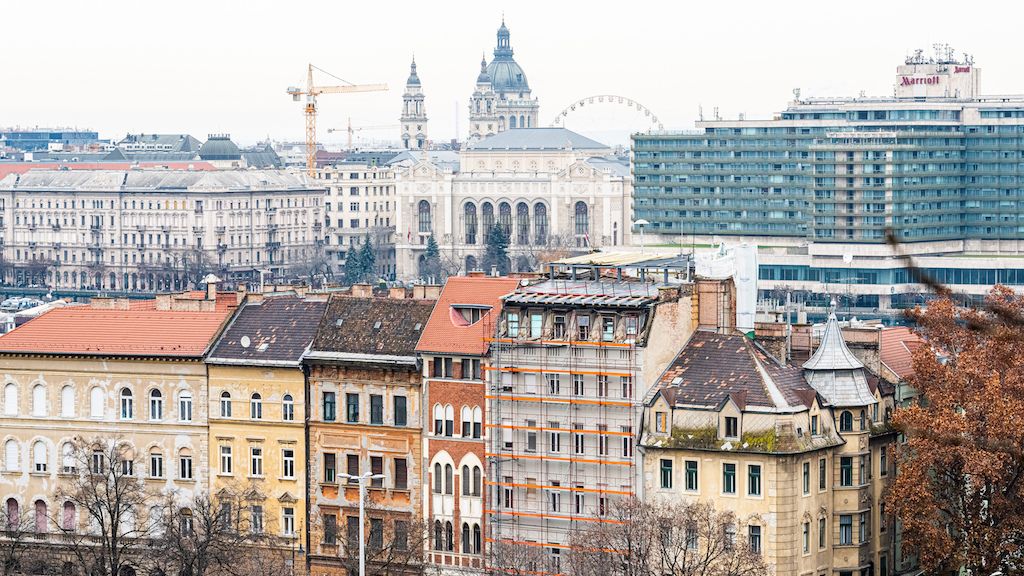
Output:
[
  {"left": 515, "top": 232, "right": 581, "bottom": 274},
  {"left": 54, "top": 437, "right": 157, "bottom": 576},
  {"left": 0, "top": 502, "right": 36, "bottom": 576},
  {"left": 336, "top": 492, "right": 428, "bottom": 576},
  {"left": 566, "top": 499, "right": 767, "bottom": 576},
  {"left": 487, "top": 539, "right": 549, "bottom": 576}
]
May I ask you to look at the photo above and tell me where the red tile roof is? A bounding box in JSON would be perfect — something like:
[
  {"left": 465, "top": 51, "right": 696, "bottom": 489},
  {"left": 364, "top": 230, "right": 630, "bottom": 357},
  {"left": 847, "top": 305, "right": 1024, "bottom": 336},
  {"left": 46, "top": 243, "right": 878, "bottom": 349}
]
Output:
[
  {"left": 416, "top": 277, "right": 520, "bottom": 356},
  {"left": 0, "top": 295, "right": 236, "bottom": 357},
  {"left": 880, "top": 326, "right": 924, "bottom": 381}
]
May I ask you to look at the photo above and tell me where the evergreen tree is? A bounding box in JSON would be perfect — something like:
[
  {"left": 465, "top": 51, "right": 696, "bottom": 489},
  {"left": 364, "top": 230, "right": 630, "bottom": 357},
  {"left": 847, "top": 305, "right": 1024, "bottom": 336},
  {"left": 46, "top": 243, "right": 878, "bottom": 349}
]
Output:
[
  {"left": 343, "top": 247, "right": 363, "bottom": 285},
  {"left": 358, "top": 233, "right": 376, "bottom": 282},
  {"left": 421, "top": 234, "right": 443, "bottom": 282},
  {"left": 482, "top": 223, "right": 510, "bottom": 276}
]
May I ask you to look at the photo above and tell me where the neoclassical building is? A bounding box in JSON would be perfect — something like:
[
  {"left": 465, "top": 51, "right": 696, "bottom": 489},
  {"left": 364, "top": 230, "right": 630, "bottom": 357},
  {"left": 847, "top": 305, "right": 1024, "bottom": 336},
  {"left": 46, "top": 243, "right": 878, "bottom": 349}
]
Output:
[
  {"left": 393, "top": 128, "right": 632, "bottom": 280},
  {"left": 468, "top": 20, "right": 540, "bottom": 140},
  {"left": 400, "top": 58, "right": 428, "bottom": 150}
]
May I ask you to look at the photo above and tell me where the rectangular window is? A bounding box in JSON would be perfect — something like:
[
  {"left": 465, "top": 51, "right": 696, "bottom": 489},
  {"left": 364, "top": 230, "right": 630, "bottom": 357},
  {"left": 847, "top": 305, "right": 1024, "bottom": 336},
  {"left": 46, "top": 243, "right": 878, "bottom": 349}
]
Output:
[
  {"left": 507, "top": 312, "right": 519, "bottom": 337},
  {"left": 620, "top": 376, "right": 633, "bottom": 399},
  {"left": 282, "top": 449, "right": 295, "bottom": 479},
  {"left": 621, "top": 426, "right": 633, "bottom": 458},
  {"left": 572, "top": 374, "right": 583, "bottom": 396},
  {"left": 395, "top": 458, "right": 408, "bottom": 490},
  {"left": 369, "top": 518, "right": 383, "bottom": 550},
  {"left": 819, "top": 517, "right": 826, "bottom": 549},
  {"left": 577, "top": 315, "right": 590, "bottom": 340},
  {"left": 394, "top": 520, "right": 409, "bottom": 551},
  {"left": 324, "top": 453, "right": 336, "bottom": 483},
  {"left": 530, "top": 313, "right": 542, "bottom": 338},
  {"left": 573, "top": 425, "right": 585, "bottom": 455},
  {"left": 725, "top": 416, "right": 738, "bottom": 438},
  {"left": 220, "top": 445, "right": 232, "bottom": 475},
  {"left": 549, "top": 423, "right": 561, "bottom": 453},
  {"left": 723, "top": 463, "right": 736, "bottom": 494},
  {"left": 859, "top": 511, "right": 869, "bottom": 543},
  {"left": 370, "top": 394, "right": 383, "bottom": 425},
  {"left": 323, "top": 515, "right": 337, "bottom": 545},
  {"left": 370, "top": 456, "right": 383, "bottom": 487},
  {"left": 323, "top": 392, "right": 336, "bottom": 422},
  {"left": 803, "top": 462, "right": 810, "bottom": 495},
  {"left": 598, "top": 425, "right": 609, "bottom": 456},
  {"left": 840, "top": 456, "right": 853, "bottom": 486},
  {"left": 881, "top": 555, "right": 888, "bottom": 576},
  {"left": 685, "top": 460, "right": 698, "bottom": 491},
  {"left": 282, "top": 507, "right": 295, "bottom": 536},
  {"left": 597, "top": 376, "right": 608, "bottom": 397},
  {"left": 660, "top": 459, "right": 673, "bottom": 489},
  {"left": 150, "top": 452, "right": 163, "bottom": 478},
  {"left": 802, "top": 522, "right": 810, "bottom": 553},
  {"left": 347, "top": 517, "right": 359, "bottom": 548},
  {"left": 811, "top": 414, "right": 819, "bottom": 435},
  {"left": 346, "top": 393, "right": 359, "bottom": 423},
  {"left": 179, "top": 455, "right": 193, "bottom": 480},
  {"left": 819, "top": 458, "right": 827, "bottom": 490},
  {"left": 748, "top": 525, "right": 761, "bottom": 554},
  {"left": 625, "top": 316, "right": 638, "bottom": 337},
  {"left": 839, "top": 515, "right": 853, "bottom": 545},
  {"left": 250, "top": 447, "right": 263, "bottom": 477},
  {"left": 860, "top": 455, "right": 867, "bottom": 484},
  {"left": 553, "top": 315, "right": 566, "bottom": 338},
  {"left": 747, "top": 464, "right": 761, "bottom": 496},
  {"left": 394, "top": 396, "right": 407, "bottom": 427},
  {"left": 548, "top": 374, "right": 561, "bottom": 395},
  {"left": 250, "top": 505, "right": 263, "bottom": 534},
  {"left": 601, "top": 316, "right": 614, "bottom": 341},
  {"left": 346, "top": 454, "right": 359, "bottom": 481},
  {"left": 526, "top": 420, "right": 538, "bottom": 452},
  {"left": 655, "top": 411, "right": 667, "bottom": 433}
]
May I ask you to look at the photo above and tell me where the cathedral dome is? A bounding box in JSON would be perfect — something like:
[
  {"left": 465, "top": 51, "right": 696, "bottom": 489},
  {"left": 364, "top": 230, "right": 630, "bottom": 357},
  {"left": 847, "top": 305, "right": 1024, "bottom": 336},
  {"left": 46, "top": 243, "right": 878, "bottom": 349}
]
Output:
[
  {"left": 486, "top": 19, "right": 530, "bottom": 93},
  {"left": 406, "top": 57, "right": 421, "bottom": 86}
]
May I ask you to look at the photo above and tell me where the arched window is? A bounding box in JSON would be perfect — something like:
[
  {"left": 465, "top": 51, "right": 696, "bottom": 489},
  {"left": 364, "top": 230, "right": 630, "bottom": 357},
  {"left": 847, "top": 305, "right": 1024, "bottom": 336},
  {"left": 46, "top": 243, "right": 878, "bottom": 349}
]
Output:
[
  {"left": 574, "top": 201, "right": 590, "bottom": 246},
  {"left": 464, "top": 202, "right": 478, "bottom": 245},
  {"left": 32, "top": 384, "right": 46, "bottom": 417},
  {"left": 433, "top": 520, "right": 443, "bottom": 550},
  {"left": 34, "top": 500, "right": 46, "bottom": 533},
  {"left": 32, "top": 441, "right": 46, "bottom": 473},
  {"left": 90, "top": 387, "right": 104, "bottom": 419},
  {"left": 473, "top": 466, "right": 482, "bottom": 497},
  {"left": 433, "top": 462, "right": 442, "bottom": 494},
  {"left": 149, "top": 389, "right": 163, "bottom": 421},
  {"left": 433, "top": 404, "right": 444, "bottom": 436},
  {"left": 465, "top": 255, "right": 478, "bottom": 272},
  {"left": 461, "top": 522, "right": 471, "bottom": 552},
  {"left": 283, "top": 394, "right": 294, "bottom": 421},
  {"left": 62, "top": 501, "right": 76, "bottom": 532},
  {"left": 178, "top": 392, "right": 193, "bottom": 422},
  {"left": 5, "top": 440, "right": 19, "bottom": 472},
  {"left": 498, "top": 202, "right": 512, "bottom": 237},
  {"left": 839, "top": 411, "right": 853, "bottom": 432},
  {"left": 473, "top": 523, "right": 482, "bottom": 553},
  {"left": 472, "top": 407, "right": 483, "bottom": 439},
  {"left": 250, "top": 393, "right": 262, "bottom": 419},
  {"left": 444, "top": 521, "right": 454, "bottom": 551},
  {"left": 120, "top": 388, "right": 133, "bottom": 420},
  {"left": 220, "top": 391, "right": 231, "bottom": 418},
  {"left": 509, "top": 115, "right": 517, "bottom": 129},
  {"left": 61, "top": 442, "right": 75, "bottom": 474},
  {"left": 461, "top": 407, "right": 472, "bottom": 438},
  {"left": 4, "top": 383, "right": 18, "bottom": 416},
  {"left": 6, "top": 499, "right": 19, "bottom": 531},
  {"left": 444, "top": 464, "right": 453, "bottom": 495},
  {"left": 534, "top": 203, "right": 548, "bottom": 245},
  {"left": 461, "top": 465, "right": 470, "bottom": 496},
  {"left": 516, "top": 202, "right": 530, "bottom": 245},
  {"left": 418, "top": 200, "right": 432, "bottom": 233},
  {"left": 859, "top": 410, "right": 867, "bottom": 431},
  {"left": 444, "top": 404, "right": 454, "bottom": 437},
  {"left": 482, "top": 202, "right": 495, "bottom": 232},
  {"left": 60, "top": 385, "right": 75, "bottom": 418}
]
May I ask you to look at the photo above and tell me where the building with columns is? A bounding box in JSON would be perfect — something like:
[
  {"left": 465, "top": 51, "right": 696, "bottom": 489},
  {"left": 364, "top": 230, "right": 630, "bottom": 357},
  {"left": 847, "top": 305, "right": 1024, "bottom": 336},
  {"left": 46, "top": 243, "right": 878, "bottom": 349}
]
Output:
[
  {"left": 401, "top": 58, "right": 428, "bottom": 150},
  {"left": 468, "top": 20, "right": 540, "bottom": 140},
  {"left": 393, "top": 128, "right": 631, "bottom": 280}
]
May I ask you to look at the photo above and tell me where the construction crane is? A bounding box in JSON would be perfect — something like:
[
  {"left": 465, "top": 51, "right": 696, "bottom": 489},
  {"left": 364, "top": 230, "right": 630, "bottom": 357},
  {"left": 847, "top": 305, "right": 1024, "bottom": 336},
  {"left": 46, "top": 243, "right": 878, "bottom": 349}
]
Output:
[
  {"left": 286, "top": 64, "right": 387, "bottom": 176},
  {"left": 327, "top": 118, "right": 400, "bottom": 148}
]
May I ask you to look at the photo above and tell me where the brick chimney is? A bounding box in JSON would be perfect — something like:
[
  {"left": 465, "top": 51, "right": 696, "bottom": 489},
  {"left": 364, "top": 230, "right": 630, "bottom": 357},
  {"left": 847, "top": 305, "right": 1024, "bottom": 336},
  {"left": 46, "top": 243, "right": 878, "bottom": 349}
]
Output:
[
  {"left": 388, "top": 287, "right": 407, "bottom": 299},
  {"left": 351, "top": 283, "right": 373, "bottom": 298}
]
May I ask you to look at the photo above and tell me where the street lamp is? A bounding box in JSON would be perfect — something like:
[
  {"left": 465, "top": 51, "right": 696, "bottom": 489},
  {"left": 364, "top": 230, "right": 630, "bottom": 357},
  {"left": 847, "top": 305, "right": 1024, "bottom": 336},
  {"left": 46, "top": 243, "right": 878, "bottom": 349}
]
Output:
[
  {"left": 634, "top": 219, "right": 650, "bottom": 254},
  {"left": 339, "top": 471, "right": 385, "bottom": 576}
]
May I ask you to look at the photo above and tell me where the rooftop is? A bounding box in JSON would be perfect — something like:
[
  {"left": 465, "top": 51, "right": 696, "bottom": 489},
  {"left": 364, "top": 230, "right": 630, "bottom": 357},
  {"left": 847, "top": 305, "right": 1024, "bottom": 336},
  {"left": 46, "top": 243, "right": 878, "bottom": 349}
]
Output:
[
  {"left": 416, "top": 276, "right": 519, "bottom": 356},
  {"left": 880, "top": 326, "right": 925, "bottom": 382},
  {"left": 0, "top": 169, "right": 314, "bottom": 191},
  {"left": 503, "top": 279, "right": 665, "bottom": 308},
  {"left": 307, "top": 294, "right": 435, "bottom": 363},
  {"left": 466, "top": 128, "right": 608, "bottom": 152},
  {"left": 207, "top": 294, "right": 328, "bottom": 367}
]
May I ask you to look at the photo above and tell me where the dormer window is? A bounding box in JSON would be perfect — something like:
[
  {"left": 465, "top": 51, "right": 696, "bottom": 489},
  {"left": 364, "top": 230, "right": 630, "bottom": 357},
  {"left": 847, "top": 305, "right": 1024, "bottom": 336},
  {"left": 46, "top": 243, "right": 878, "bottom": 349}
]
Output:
[
  {"left": 725, "top": 416, "right": 739, "bottom": 439},
  {"left": 577, "top": 315, "right": 591, "bottom": 340},
  {"left": 553, "top": 315, "right": 566, "bottom": 339},
  {"left": 506, "top": 312, "right": 519, "bottom": 337},
  {"left": 601, "top": 317, "right": 615, "bottom": 341},
  {"left": 811, "top": 414, "right": 819, "bottom": 436}
]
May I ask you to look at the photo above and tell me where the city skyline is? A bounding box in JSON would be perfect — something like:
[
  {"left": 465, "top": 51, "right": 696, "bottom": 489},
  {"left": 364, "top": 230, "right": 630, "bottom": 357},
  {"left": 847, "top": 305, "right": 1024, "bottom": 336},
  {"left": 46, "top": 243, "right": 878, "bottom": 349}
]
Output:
[{"left": 6, "top": 0, "right": 1024, "bottom": 146}]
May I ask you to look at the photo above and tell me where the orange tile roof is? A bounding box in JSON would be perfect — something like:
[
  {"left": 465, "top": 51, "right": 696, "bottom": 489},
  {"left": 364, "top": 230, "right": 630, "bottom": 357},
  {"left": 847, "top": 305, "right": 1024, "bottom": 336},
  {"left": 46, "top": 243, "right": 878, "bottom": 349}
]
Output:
[
  {"left": 416, "top": 277, "right": 520, "bottom": 356},
  {"left": 880, "top": 326, "right": 924, "bottom": 381},
  {"left": 0, "top": 298, "right": 235, "bottom": 357}
]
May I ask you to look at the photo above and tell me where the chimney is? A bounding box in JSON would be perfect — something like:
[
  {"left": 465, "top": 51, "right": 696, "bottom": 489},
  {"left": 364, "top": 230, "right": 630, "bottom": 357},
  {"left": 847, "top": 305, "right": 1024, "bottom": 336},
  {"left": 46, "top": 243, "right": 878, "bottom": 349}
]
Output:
[
  {"left": 388, "top": 287, "right": 407, "bottom": 299},
  {"left": 423, "top": 285, "right": 442, "bottom": 300},
  {"left": 247, "top": 292, "right": 265, "bottom": 305},
  {"left": 202, "top": 273, "right": 221, "bottom": 301},
  {"left": 351, "top": 283, "right": 373, "bottom": 298},
  {"left": 412, "top": 285, "right": 426, "bottom": 300},
  {"left": 155, "top": 293, "right": 172, "bottom": 311},
  {"left": 467, "top": 271, "right": 485, "bottom": 278}
]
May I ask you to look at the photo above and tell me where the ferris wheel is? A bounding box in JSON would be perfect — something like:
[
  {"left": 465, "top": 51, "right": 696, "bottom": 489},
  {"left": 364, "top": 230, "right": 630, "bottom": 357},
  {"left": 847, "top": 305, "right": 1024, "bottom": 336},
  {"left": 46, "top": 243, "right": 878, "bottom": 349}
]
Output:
[{"left": 550, "top": 95, "right": 664, "bottom": 131}]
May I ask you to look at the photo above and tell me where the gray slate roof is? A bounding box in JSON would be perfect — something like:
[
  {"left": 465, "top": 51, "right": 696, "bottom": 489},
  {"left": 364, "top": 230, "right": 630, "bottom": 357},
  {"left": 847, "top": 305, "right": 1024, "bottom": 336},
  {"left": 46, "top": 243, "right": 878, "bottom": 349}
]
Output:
[
  {"left": 117, "top": 134, "right": 203, "bottom": 153},
  {"left": 466, "top": 128, "right": 608, "bottom": 151},
  {"left": 0, "top": 169, "right": 315, "bottom": 191},
  {"left": 207, "top": 295, "right": 328, "bottom": 366},
  {"left": 803, "top": 313, "right": 876, "bottom": 407}
]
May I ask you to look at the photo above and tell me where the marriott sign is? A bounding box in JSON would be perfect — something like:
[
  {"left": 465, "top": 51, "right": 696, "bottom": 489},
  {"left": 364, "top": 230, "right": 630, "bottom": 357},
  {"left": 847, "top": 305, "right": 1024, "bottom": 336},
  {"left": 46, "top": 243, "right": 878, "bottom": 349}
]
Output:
[{"left": 900, "top": 76, "right": 940, "bottom": 86}]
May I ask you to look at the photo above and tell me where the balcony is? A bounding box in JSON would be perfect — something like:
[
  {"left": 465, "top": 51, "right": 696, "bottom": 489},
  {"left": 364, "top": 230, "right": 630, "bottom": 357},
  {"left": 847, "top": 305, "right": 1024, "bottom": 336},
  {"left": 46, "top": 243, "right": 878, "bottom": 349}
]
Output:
[
  {"left": 265, "top": 241, "right": 281, "bottom": 250},
  {"left": 215, "top": 226, "right": 226, "bottom": 235},
  {"left": 90, "top": 224, "right": 103, "bottom": 232},
  {"left": 192, "top": 226, "right": 205, "bottom": 234},
  {"left": 51, "top": 223, "right": 61, "bottom": 231}
]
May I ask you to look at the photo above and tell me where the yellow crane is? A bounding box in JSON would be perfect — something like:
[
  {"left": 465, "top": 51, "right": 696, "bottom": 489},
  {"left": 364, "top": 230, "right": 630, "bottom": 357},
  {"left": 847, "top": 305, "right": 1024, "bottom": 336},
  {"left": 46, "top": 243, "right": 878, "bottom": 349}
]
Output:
[
  {"left": 287, "top": 64, "right": 387, "bottom": 176},
  {"left": 327, "top": 117, "right": 400, "bottom": 148}
]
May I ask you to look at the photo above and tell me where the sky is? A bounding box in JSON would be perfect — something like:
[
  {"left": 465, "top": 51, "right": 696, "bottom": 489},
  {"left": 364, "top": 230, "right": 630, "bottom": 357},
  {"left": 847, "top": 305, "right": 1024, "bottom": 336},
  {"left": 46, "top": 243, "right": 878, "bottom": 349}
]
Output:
[{"left": 4, "top": 0, "right": 1023, "bottom": 148}]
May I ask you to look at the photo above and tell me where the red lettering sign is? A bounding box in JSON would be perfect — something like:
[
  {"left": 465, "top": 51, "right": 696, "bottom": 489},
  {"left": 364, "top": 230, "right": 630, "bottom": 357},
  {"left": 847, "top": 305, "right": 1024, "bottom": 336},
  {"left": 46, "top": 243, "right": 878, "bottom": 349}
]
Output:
[
  {"left": 900, "top": 76, "right": 940, "bottom": 86},
  {"left": 954, "top": 66, "right": 971, "bottom": 73}
]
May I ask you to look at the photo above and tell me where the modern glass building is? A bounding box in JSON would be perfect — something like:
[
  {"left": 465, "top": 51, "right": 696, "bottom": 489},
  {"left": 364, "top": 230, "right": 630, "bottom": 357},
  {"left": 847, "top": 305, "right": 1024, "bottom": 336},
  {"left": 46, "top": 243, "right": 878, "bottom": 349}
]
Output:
[
  {"left": 0, "top": 129, "right": 101, "bottom": 152},
  {"left": 633, "top": 55, "right": 1024, "bottom": 245}
]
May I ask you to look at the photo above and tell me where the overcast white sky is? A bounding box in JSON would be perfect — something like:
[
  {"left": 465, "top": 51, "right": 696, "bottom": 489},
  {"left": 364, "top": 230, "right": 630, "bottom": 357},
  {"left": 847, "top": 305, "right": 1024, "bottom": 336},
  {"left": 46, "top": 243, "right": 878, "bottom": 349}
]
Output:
[{"left": 4, "top": 0, "right": 1022, "bottom": 147}]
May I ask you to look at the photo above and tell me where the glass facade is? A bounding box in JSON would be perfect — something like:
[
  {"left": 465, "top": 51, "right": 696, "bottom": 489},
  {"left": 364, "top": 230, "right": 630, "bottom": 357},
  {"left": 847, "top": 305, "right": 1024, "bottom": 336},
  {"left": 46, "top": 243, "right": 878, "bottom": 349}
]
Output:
[
  {"left": 0, "top": 130, "right": 101, "bottom": 152},
  {"left": 633, "top": 103, "right": 1024, "bottom": 243}
]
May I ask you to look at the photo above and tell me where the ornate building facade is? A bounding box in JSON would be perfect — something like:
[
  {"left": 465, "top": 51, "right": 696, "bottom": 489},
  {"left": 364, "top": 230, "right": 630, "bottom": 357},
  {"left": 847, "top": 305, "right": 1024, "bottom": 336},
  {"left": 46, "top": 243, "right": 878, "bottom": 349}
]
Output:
[
  {"left": 400, "top": 59, "right": 428, "bottom": 151},
  {"left": 469, "top": 20, "right": 540, "bottom": 140}
]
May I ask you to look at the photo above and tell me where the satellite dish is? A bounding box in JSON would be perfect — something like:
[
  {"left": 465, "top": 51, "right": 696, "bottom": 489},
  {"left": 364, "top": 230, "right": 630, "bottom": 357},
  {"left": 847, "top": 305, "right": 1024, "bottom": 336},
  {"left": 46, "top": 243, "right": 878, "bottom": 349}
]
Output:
[{"left": 240, "top": 336, "right": 251, "bottom": 348}]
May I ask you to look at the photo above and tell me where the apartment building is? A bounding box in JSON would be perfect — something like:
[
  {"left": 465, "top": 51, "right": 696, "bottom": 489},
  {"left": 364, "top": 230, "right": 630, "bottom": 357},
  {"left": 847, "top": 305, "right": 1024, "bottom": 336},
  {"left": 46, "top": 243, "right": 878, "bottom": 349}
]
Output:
[
  {"left": 0, "top": 169, "right": 324, "bottom": 290},
  {"left": 0, "top": 286, "right": 239, "bottom": 562},
  {"left": 640, "top": 314, "right": 911, "bottom": 576},
  {"left": 317, "top": 161, "right": 397, "bottom": 280},
  {"left": 304, "top": 288, "right": 435, "bottom": 576},
  {"left": 486, "top": 279, "right": 693, "bottom": 572},
  {"left": 205, "top": 292, "right": 328, "bottom": 555},
  {"left": 416, "top": 276, "right": 520, "bottom": 573}
]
